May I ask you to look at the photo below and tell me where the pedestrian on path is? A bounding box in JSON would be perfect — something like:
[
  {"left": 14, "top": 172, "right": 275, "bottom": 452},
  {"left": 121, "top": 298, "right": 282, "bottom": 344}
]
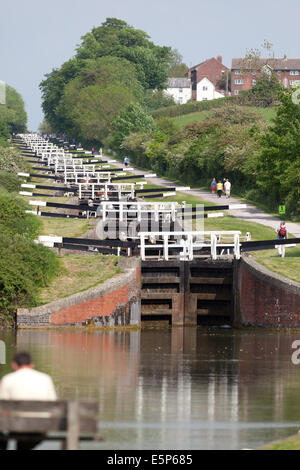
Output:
[
  {"left": 224, "top": 179, "right": 231, "bottom": 198},
  {"left": 211, "top": 178, "right": 217, "bottom": 195},
  {"left": 124, "top": 156, "right": 130, "bottom": 168},
  {"left": 276, "top": 221, "right": 288, "bottom": 240},
  {"left": 217, "top": 181, "right": 223, "bottom": 198},
  {"left": 91, "top": 147, "right": 95, "bottom": 156}
]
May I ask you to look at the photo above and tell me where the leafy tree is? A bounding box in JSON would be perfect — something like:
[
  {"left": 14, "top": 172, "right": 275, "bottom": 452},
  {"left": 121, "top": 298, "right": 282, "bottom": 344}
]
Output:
[
  {"left": 76, "top": 18, "right": 171, "bottom": 89},
  {"left": 39, "top": 118, "right": 53, "bottom": 135},
  {"left": 168, "top": 49, "right": 188, "bottom": 78},
  {"left": 0, "top": 115, "right": 10, "bottom": 146},
  {"left": 0, "top": 85, "right": 27, "bottom": 134},
  {"left": 0, "top": 192, "right": 59, "bottom": 324},
  {"left": 57, "top": 57, "right": 143, "bottom": 144},
  {"left": 110, "top": 103, "right": 156, "bottom": 151},
  {"left": 246, "top": 73, "right": 282, "bottom": 107},
  {"left": 216, "top": 72, "right": 231, "bottom": 93},
  {"left": 143, "top": 89, "right": 175, "bottom": 111},
  {"left": 40, "top": 59, "right": 81, "bottom": 132},
  {"left": 40, "top": 18, "right": 173, "bottom": 133},
  {"left": 257, "top": 88, "right": 300, "bottom": 215}
]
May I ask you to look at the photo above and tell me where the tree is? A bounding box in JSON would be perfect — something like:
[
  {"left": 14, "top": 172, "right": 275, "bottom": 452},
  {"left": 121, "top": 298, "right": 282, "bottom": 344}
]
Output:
[
  {"left": 56, "top": 56, "right": 143, "bottom": 144},
  {"left": 40, "top": 18, "right": 172, "bottom": 135},
  {"left": 257, "top": 87, "right": 300, "bottom": 215},
  {"left": 0, "top": 85, "right": 27, "bottom": 134},
  {"left": 216, "top": 72, "right": 231, "bottom": 93},
  {"left": 143, "top": 89, "right": 175, "bottom": 111},
  {"left": 38, "top": 119, "right": 53, "bottom": 135},
  {"left": 167, "top": 49, "right": 189, "bottom": 78},
  {"left": 237, "top": 40, "right": 276, "bottom": 75},
  {"left": 110, "top": 103, "right": 156, "bottom": 151},
  {"left": 247, "top": 73, "right": 282, "bottom": 107}
]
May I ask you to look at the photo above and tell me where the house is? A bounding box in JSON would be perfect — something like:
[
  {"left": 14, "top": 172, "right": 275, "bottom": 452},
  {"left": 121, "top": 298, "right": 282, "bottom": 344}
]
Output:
[
  {"left": 188, "top": 56, "right": 230, "bottom": 100},
  {"left": 165, "top": 78, "right": 192, "bottom": 104},
  {"left": 231, "top": 56, "right": 300, "bottom": 95},
  {"left": 195, "top": 77, "right": 224, "bottom": 101}
]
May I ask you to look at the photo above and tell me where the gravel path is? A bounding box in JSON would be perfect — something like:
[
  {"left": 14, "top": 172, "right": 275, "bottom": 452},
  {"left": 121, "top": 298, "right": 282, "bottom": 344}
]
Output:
[{"left": 103, "top": 155, "right": 300, "bottom": 237}]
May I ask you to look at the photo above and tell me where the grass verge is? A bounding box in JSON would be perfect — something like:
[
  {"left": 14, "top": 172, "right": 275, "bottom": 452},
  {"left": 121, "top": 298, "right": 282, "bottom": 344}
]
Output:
[{"left": 37, "top": 254, "right": 120, "bottom": 305}]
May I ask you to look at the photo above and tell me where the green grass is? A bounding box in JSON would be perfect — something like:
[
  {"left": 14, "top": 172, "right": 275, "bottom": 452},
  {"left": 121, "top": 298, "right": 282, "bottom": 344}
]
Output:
[
  {"left": 261, "top": 435, "right": 300, "bottom": 450},
  {"left": 256, "top": 107, "right": 277, "bottom": 122},
  {"left": 253, "top": 248, "right": 300, "bottom": 284},
  {"left": 172, "top": 111, "right": 209, "bottom": 126},
  {"left": 39, "top": 217, "right": 93, "bottom": 238},
  {"left": 171, "top": 106, "right": 277, "bottom": 128},
  {"left": 38, "top": 254, "right": 120, "bottom": 305}
]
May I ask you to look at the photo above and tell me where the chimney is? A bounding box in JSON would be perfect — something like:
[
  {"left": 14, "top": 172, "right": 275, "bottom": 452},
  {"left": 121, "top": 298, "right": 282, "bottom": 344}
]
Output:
[{"left": 217, "top": 55, "right": 222, "bottom": 63}]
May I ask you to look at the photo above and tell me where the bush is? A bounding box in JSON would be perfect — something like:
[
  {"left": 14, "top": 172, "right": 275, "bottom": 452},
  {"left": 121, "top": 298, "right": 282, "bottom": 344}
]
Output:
[
  {"left": 0, "top": 172, "right": 21, "bottom": 192},
  {"left": 0, "top": 191, "right": 40, "bottom": 239},
  {"left": 0, "top": 233, "right": 60, "bottom": 317},
  {"left": 150, "top": 96, "right": 236, "bottom": 119}
]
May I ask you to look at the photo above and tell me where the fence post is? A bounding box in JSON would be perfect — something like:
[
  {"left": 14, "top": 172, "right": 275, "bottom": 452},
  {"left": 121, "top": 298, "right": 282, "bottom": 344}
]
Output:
[
  {"left": 211, "top": 234, "right": 217, "bottom": 260},
  {"left": 234, "top": 234, "right": 240, "bottom": 259},
  {"left": 66, "top": 400, "right": 80, "bottom": 450},
  {"left": 164, "top": 234, "right": 169, "bottom": 261},
  {"left": 140, "top": 235, "right": 145, "bottom": 261}
]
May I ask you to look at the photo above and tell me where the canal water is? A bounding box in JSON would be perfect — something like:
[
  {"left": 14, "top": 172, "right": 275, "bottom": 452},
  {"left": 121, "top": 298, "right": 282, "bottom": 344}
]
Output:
[{"left": 1, "top": 327, "right": 300, "bottom": 450}]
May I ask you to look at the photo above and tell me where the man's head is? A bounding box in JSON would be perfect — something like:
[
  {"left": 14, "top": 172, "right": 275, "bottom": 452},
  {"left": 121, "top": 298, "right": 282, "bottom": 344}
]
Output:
[
  {"left": 281, "top": 221, "right": 286, "bottom": 226},
  {"left": 12, "top": 352, "right": 34, "bottom": 371}
]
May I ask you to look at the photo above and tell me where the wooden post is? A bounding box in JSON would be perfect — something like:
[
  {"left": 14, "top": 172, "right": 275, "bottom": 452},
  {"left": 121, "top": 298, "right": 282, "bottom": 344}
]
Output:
[{"left": 66, "top": 401, "right": 80, "bottom": 450}]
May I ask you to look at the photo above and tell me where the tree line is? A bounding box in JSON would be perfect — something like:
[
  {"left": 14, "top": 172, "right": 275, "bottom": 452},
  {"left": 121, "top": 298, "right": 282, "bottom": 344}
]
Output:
[{"left": 0, "top": 85, "right": 59, "bottom": 327}]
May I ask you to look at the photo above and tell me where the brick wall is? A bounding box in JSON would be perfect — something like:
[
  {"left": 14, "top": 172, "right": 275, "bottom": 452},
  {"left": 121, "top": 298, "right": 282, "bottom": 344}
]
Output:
[
  {"left": 234, "top": 256, "right": 300, "bottom": 328},
  {"left": 17, "top": 258, "right": 141, "bottom": 329}
]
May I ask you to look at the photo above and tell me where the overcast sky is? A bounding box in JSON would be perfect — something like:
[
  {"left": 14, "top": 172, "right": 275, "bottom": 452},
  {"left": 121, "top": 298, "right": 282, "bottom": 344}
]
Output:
[{"left": 1, "top": 0, "right": 300, "bottom": 130}]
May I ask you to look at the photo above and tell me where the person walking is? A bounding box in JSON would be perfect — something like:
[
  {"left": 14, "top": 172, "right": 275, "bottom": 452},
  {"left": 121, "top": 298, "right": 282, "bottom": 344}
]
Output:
[
  {"left": 91, "top": 147, "right": 95, "bottom": 156},
  {"left": 276, "top": 221, "right": 288, "bottom": 240},
  {"left": 216, "top": 181, "right": 223, "bottom": 198},
  {"left": 124, "top": 156, "right": 130, "bottom": 168},
  {"left": 211, "top": 178, "right": 217, "bottom": 195},
  {"left": 224, "top": 179, "right": 231, "bottom": 198},
  {"left": 0, "top": 352, "right": 57, "bottom": 450}
]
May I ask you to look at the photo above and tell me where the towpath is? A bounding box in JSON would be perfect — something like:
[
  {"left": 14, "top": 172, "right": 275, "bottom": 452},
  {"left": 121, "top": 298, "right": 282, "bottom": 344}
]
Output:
[{"left": 103, "top": 155, "right": 300, "bottom": 237}]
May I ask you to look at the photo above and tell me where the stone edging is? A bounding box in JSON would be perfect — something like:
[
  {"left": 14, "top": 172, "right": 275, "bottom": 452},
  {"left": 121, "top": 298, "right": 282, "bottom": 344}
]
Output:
[
  {"left": 241, "top": 254, "right": 300, "bottom": 295},
  {"left": 17, "top": 257, "right": 140, "bottom": 318}
]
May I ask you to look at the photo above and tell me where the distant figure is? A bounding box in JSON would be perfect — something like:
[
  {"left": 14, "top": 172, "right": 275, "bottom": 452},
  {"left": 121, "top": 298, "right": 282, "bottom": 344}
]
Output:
[
  {"left": 222, "top": 178, "right": 227, "bottom": 192},
  {"left": 99, "top": 147, "right": 103, "bottom": 156},
  {"left": 211, "top": 178, "right": 217, "bottom": 195},
  {"left": 276, "top": 221, "right": 288, "bottom": 240},
  {"left": 124, "top": 156, "right": 130, "bottom": 168},
  {"left": 224, "top": 179, "right": 231, "bottom": 198},
  {"left": 91, "top": 147, "right": 95, "bottom": 156},
  {"left": 0, "top": 352, "right": 57, "bottom": 450},
  {"left": 217, "top": 181, "right": 223, "bottom": 198}
]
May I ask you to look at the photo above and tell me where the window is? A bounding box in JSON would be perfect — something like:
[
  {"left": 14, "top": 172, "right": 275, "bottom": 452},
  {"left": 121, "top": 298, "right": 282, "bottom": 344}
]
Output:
[
  {"left": 202, "top": 98, "right": 208, "bottom": 101},
  {"left": 234, "top": 79, "right": 244, "bottom": 85},
  {"left": 234, "top": 90, "right": 239, "bottom": 95},
  {"left": 235, "top": 70, "right": 242, "bottom": 75},
  {"left": 179, "top": 88, "right": 183, "bottom": 93},
  {"left": 290, "top": 80, "right": 300, "bottom": 86},
  {"left": 290, "top": 70, "right": 300, "bottom": 76},
  {"left": 252, "top": 79, "right": 257, "bottom": 86},
  {"left": 203, "top": 86, "right": 208, "bottom": 91}
]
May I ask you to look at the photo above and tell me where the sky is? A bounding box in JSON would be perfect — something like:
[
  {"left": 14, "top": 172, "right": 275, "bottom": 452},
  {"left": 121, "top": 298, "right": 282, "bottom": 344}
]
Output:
[{"left": 1, "top": 0, "right": 300, "bottom": 130}]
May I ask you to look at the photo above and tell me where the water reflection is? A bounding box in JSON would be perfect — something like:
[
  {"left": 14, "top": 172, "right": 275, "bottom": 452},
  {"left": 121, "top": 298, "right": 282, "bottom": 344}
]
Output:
[{"left": 1, "top": 327, "right": 300, "bottom": 449}]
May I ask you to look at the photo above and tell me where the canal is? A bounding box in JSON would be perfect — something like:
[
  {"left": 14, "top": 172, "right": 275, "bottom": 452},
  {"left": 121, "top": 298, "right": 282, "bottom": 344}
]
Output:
[{"left": 1, "top": 327, "right": 300, "bottom": 450}]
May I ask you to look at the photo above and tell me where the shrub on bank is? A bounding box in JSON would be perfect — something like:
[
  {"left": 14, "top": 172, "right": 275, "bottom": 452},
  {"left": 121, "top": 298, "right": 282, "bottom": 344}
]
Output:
[{"left": 0, "top": 191, "right": 60, "bottom": 326}]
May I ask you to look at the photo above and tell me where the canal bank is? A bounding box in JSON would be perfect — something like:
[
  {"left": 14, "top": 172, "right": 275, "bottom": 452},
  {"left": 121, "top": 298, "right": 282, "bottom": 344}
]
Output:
[
  {"left": 17, "top": 257, "right": 141, "bottom": 329},
  {"left": 16, "top": 254, "right": 300, "bottom": 329}
]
